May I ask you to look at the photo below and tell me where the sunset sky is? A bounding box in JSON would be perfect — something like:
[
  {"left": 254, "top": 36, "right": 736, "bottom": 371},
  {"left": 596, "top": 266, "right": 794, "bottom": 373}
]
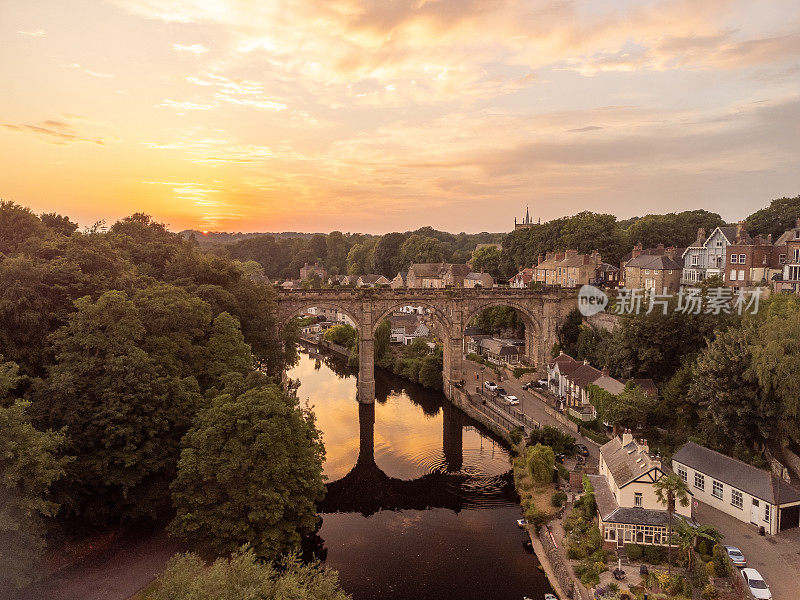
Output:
[{"left": 2, "top": 0, "right": 800, "bottom": 233}]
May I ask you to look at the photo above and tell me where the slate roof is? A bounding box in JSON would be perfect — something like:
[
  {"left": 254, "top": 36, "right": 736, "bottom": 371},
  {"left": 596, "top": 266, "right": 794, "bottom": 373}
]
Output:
[
  {"left": 409, "top": 262, "right": 448, "bottom": 277},
  {"left": 600, "top": 437, "right": 662, "bottom": 488},
  {"left": 569, "top": 363, "right": 603, "bottom": 387},
  {"left": 589, "top": 475, "right": 689, "bottom": 526},
  {"left": 463, "top": 326, "right": 487, "bottom": 337},
  {"left": 627, "top": 378, "right": 658, "bottom": 398},
  {"left": 625, "top": 254, "right": 683, "bottom": 270},
  {"left": 594, "top": 375, "right": 626, "bottom": 395},
  {"left": 510, "top": 268, "right": 534, "bottom": 284},
  {"left": 672, "top": 442, "right": 800, "bottom": 505},
  {"left": 479, "top": 337, "right": 520, "bottom": 356},
  {"left": 359, "top": 274, "right": 387, "bottom": 284},
  {"left": 548, "top": 353, "right": 581, "bottom": 374}
]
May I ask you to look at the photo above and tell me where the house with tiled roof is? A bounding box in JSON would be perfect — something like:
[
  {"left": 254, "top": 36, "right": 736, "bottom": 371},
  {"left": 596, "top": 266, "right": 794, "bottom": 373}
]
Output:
[
  {"left": 388, "top": 314, "right": 430, "bottom": 345},
  {"left": 774, "top": 219, "right": 800, "bottom": 294},
  {"left": 509, "top": 268, "right": 534, "bottom": 288},
  {"left": 682, "top": 223, "right": 753, "bottom": 285},
  {"left": 623, "top": 244, "right": 684, "bottom": 293},
  {"left": 356, "top": 274, "right": 391, "bottom": 288},
  {"left": 390, "top": 271, "right": 407, "bottom": 289},
  {"left": 547, "top": 352, "right": 628, "bottom": 417},
  {"left": 405, "top": 263, "right": 473, "bottom": 288},
  {"left": 590, "top": 431, "right": 694, "bottom": 550},
  {"left": 672, "top": 442, "right": 800, "bottom": 534},
  {"left": 464, "top": 272, "right": 494, "bottom": 288}
]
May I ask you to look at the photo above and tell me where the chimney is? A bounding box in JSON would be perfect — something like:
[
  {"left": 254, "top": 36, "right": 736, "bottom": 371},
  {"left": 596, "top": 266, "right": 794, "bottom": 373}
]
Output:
[
  {"left": 639, "top": 438, "right": 650, "bottom": 456},
  {"left": 767, "top": 234, "right": 773, "bottom": 244},
  {"left": 665, "top": 246, "right": 676, "bottom": 259},
  {"left": 584, "top": 358, "right": 589, "bottom": 365},
  {"left": 736, "top": 220, "right": 747, "bottom": 243},
  {"left": 601, "top": 366, "right": 610, "bottom": 377},
  {"left": 622, "top": 429, "right": 633, "bottom": 447},
  {"left": 632, "top": 243, "right": 643, "bottom": 259},
  {"left": 538, "top": 254, "right": 544, "bottom": 265},
  {"left": 697, "top": 227, "right": 706, "bottom": 242}
]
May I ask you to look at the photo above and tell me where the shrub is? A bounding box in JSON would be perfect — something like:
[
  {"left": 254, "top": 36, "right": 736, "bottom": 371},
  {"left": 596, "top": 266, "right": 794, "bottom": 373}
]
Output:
[
  {"left": 697, "top": 540, "right": 709, "bottom": 556},
  {"left": 556, "top": 463, "right": 570, "bottom": 481},
  {"left": 705, "top": 560, "right": 716, "bottom": 578},
  {"left": 642, "top": 545, "right": 664, "bottom": 564},
  {"left": 626, "top": 543, "right": 643, "bottom": 561},
  {"left": 682, "top": 576, "right": 693, "bottom": 596},
  {"left": 525, "top": 504, "right": 549, "bottom": 528},
  {"left": 551, "top": 491, "right": 567, "bottom": 507},
  {"left": 701, "top": 583, "right": 718, "bottom": 600},
  {"left": 567, "top": 543, "right": 588, "bottom": 560},
  {"left": 509, "top": 427, "right": 523, "bottom": 446}
]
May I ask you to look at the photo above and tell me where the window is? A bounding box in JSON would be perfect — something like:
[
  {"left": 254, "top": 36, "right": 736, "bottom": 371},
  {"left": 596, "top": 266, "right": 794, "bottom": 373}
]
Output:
[
  {"left": 645, "top": 269, "right": 650, "bottom": 274},
  {"left": 677, "top": 465, "right": 688, "bottom": 483},
  {"left": 712, "top": 480, "right": 723, "bottom": 499},
  {"left": 731, "top": 254, "right": 738, "bottom": 264},
  {"left": 729, "top": 270, "right": 737, "bottom": 281},
  {"left": 739, "top": 254, "right": 746, "bottom": 263},
  {"left": 732, "top": 489, "right": 743, "bottom": 509},
  {"left": 694, "top": 472, "right": 705, "bottom": 491},
  {"left": 780, "top": 254, "right": 787, "bottom": 264},
  {"left": 738, "top": 269, "right": 745, "bottom": 281},
  {"left": 634, "top": 492, "right": 643, "bottom": 508},
  {"left": 691, "top": 255, "right": 698, "bottom": 266},
  {"left": 765, "top": 504, "right": 771, "bottom": 523},
  {"left": 717, "top": 240, "right": 723, "bottom": 247}
]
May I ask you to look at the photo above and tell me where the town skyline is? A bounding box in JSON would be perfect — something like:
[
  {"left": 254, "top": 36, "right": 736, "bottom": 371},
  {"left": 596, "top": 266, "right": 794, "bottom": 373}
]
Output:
[{"left": 3, "top": 0, "right": 800, "bottom": 233}]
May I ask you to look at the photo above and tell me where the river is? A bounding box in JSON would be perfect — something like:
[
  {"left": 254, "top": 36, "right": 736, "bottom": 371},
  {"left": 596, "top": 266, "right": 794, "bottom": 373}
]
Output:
[{"left": 289, "top": 349, "right": 553, "bottom": 600}]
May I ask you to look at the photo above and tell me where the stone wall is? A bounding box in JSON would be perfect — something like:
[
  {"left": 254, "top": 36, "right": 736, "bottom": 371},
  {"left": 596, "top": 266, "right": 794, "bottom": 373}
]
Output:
[{"left": 537, "top": 525, "right": 587, "bottom": 600}]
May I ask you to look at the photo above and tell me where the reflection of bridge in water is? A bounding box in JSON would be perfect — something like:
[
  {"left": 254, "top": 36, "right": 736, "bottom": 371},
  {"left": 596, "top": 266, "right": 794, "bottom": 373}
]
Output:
[{"left": 320, "top": 401, "right": 516, "bottom": 516}]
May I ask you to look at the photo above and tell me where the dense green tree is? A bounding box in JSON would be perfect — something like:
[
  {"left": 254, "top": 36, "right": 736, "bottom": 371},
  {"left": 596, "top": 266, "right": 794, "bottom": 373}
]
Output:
[
  {"left": 36, "top": 291, "right": 204, "bottom": 525},
  {"left": 622, "top": 210, "right": 725, "bottom": 250},
  {"left": 346, "top": 238, "right": 377, "bottom": 275},
  {"left": 325, "top": 231, "right": 350, "bottom": 274},
  {"left": 109, "top": 213, "right": 189, "bottom": 278},
  {"left": 559, "top": 211, "right": 627, "bottom": 265},
  {"left": 169, "top": 385, "right": 325, "bottom": 560},
  {"left": 748, "top": 294, "right": 800, "bottom": 442},
  {"left": 374, "top": 318, "right": 391, "bottom": 362},
  {"left": 602, "top": 383, "right": 654, "bottom": 430},
  {"left": 203, "top": 312, "right": 253, "bottom": 388},
  {"left": 40, "top": 212, "right": 79, "bottom": 236},
  {"left": 526, "top": 443, "right": 555, "bottom": 484},
  {"left": 324, "top": 324, "right": 357, "bottom": 349},
  {"left": 399, "top": 234, "right": 445, "bottom": 269},
  {"left": 373, "top": 232, "right": 408, "bottom": 276},
  {"left": 0, "top": 396, "right": 68, "bottom": 589},
  {"left": 689, "top": 325, "right": 773, "bottom": 450},
  {"left": 469, "top": 306, "right": 525, "bottom": 337},
  {"left": 142, "top": 549, "right": 350, "bottom": 600},
  {"left": 404, "top": 337, "right": 430, "bottom": 359},
  {"left": 745, "top": 195, "right": 800, "bottom": 239},
  {"left": 0, "top": 201, "right": 48, "bottom": 254},
  {"left": 557, "top": 309, "right": 583, "bottom": 353},
  {"left": 418, "top": 355, "right": 443, "bottom": 390},
  {"left": 470, "top": 245, "right": 502, "bottom": 278}
]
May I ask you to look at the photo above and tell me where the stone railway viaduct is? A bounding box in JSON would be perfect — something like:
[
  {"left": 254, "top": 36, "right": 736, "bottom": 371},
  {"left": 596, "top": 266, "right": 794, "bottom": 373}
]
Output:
[{"left": 276, "top": 288, "right": 578, "bottom": 403}]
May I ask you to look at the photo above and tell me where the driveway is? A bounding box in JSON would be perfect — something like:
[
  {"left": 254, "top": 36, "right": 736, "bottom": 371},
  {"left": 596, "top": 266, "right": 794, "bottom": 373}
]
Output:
[{"left": 695, "top": 502, "right": 800, "bottom": 600}]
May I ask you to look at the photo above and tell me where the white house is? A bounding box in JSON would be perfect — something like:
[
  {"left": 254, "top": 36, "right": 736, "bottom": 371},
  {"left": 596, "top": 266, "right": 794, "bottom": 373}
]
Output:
[
  {"left": 682, "top": 224, "right": 752, "bottom": 284},
  {"left": 388, "top": 314, "right": 430, "bottom": 345},
  {"left": 590, "top": 431, "right": 693, "bottom": 550},
  {"left": 672, "top": 442, "right": 800, "bottom": 535}
]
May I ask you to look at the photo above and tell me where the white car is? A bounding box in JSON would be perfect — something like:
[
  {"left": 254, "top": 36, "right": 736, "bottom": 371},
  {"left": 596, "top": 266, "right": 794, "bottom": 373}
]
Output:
[
  {"left": 741, "top": 568, "right": 771, "bottom": 599},
  {"left": 544, "top": 594, "right": 558, "bottom": 600},
  {"left": 505, "top": 395, "right": 519, "bottom": 405},
  {"left": 724, "top": 545, "right": 746, "bottom": 568},
  {"left": 484, "top": 381, "right": 497, "bottom": 391},
  {"left": 537, "top": 379, "right": 548, "bottom": 387}
]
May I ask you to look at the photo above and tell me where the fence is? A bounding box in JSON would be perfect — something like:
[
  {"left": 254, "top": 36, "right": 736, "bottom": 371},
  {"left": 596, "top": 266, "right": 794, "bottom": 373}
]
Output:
[
  {"left": 537, "top": 525, "right": 587, "bottom": 600},
  {"left": 461, "top": 388, "right": 540, "bottom": 435}
]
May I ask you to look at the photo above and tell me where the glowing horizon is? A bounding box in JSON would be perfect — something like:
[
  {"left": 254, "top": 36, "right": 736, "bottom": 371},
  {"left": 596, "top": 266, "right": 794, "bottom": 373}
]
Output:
[{"left": 2, "top": 0, "right": 800, "bottom": 234}]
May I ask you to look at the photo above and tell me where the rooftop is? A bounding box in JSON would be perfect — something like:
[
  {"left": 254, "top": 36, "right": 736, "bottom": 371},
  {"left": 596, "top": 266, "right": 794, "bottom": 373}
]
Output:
[{"left": 673, "top": 442, "right": 800, "bottom": 506}]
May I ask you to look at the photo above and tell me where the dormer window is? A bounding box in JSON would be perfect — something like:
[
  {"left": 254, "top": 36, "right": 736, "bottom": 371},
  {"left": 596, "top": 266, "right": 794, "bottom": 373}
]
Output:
[{"left": 634, "top": 492, "right": 643, "bottom": 508}]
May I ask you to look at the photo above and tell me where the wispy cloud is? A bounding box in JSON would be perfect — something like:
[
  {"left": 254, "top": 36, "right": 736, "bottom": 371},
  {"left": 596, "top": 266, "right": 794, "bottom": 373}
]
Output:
[
  {"left": 172, "top": 43, "right": 208, "bottom": 54},
  {"left": 2, "top": 119, "right": 105, "bottom": 145},
  {"left": 65, "top": 63, "right": 114, "bottom": 78},
  {"left": 17, "top": 29, "right": 45, "bottom": 37},
  {"left": 157, "top": 99, "right": 214, "bottom": 110}
]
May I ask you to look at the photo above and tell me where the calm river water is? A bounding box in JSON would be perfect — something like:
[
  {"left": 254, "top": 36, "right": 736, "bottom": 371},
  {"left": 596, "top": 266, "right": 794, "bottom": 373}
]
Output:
[{"left": 289, "top": 349, "right": 553, "bottom": 600}]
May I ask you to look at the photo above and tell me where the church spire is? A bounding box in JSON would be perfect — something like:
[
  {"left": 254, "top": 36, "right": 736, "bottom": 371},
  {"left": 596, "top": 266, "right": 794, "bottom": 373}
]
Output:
[{"left": 525, "top": 205, "right": 530, "bottom": 224}]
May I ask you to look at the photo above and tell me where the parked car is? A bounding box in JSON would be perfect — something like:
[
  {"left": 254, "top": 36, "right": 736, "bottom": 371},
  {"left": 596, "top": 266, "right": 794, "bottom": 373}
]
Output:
[
  {"left": 741, "top": 568, "right": 771, "bottom": 599},
  {"left": 574, "top": 443, "right": 589, "bottom": 457},
  {"left": 484, "top": 381, "right": 497, "bottom": 391},
  {"left": 495, "top": 387, "right": 507, "bottom": 397},
  {"left": 537, "top": 379, "right": 548, "bottom": 387},
  {"left": 505, "top": 395, "right": 519, "bottom": 405},
  {"left": 724, "top": 545, "right": 746, "bottom": 568},
  {"left": 544, "top": 594, "right": 559, "bottom": 600},
  {"left": 521, "top": 382, "right": 531, "bottom": 390}
]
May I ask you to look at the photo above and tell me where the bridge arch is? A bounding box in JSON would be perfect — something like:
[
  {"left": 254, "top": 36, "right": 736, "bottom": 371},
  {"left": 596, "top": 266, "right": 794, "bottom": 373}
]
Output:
[
  {"left": 278, "top": 301, "right": 362, "bottom": 335},
  {"left": 462, "top": 299, "right": 544, "bottom": 368},
  {"left": 371, "top": 301, "right": 454, "bottom": 336}
]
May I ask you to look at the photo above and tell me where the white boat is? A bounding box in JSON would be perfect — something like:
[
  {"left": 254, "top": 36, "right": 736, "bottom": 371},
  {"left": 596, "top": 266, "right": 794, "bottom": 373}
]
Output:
[{"left": 516, "top": 518, "right": 527, "bottom": 528}]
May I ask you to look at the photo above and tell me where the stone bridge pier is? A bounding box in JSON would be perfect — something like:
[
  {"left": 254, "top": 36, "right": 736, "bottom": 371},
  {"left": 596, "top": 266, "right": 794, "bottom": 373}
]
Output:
[{"left": 276, "top": 288, "right": 577, "bottom": 403}]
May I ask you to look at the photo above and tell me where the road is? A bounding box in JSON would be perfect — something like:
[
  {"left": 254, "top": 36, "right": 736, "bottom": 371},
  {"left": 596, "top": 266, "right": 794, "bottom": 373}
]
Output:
[
  {"left": 461, "top": 358, "right": 601, "bottom": 463},
  {"left": 11, "top": 523, "right": 184, "bottom": 600},
  {"left": 695, "top": 502, "right": 800, "bottom": 600}
]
